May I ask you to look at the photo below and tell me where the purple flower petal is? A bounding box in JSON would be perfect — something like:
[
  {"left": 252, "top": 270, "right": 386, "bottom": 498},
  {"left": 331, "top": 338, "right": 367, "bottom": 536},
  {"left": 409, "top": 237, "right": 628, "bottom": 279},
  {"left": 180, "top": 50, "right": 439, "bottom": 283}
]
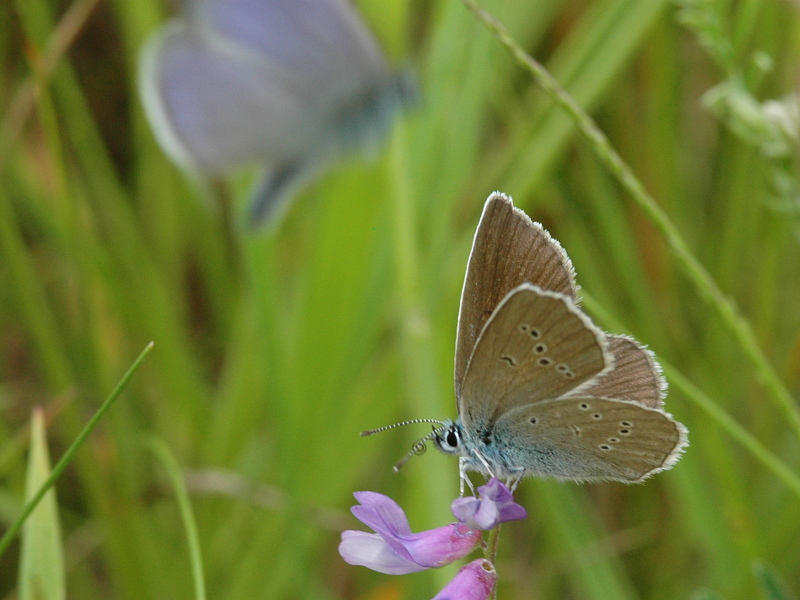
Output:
[
  {"left": 399, "top": 523, "right": 481, "bottom": 568},
  {"left": 352, "top": 491, "right": 413, "bottom": 536},
  {"left": 351, "top": 491, "right": 416, "bottom": 560},
  {"left": 339, "top": 531, "right": 427, "bottom": 575},
  {"left": 451, "top": 497, "right": 488, "bottom": 529},
  {"left": 340, "top": 491, "right": 483, "bottom": 574},
  {"left": 451, "top": 478, "right": 527, "bottom": 530},
  {"left": 431, "top": 559, "right": 497, "bottom": 600}
]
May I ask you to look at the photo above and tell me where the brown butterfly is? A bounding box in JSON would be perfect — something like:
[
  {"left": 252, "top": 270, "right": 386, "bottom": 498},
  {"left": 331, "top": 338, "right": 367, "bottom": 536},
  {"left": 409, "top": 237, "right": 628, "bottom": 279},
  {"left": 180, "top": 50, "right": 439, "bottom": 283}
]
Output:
[{"left": 367, "top": 192, "right": 687, "bottom": 486}]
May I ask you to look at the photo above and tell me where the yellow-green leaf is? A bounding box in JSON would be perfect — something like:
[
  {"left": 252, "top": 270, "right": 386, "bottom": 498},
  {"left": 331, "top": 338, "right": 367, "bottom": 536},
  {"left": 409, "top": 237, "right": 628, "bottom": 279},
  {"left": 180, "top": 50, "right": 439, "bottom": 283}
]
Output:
[{"left": 19, "top": 408, "right": 65, "bottom": 600}]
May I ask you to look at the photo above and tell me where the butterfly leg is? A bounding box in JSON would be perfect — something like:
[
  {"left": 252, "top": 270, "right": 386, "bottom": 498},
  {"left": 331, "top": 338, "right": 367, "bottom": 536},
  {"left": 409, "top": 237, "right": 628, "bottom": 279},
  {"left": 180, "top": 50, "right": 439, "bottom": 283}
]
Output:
[
  {"left": 507, "top": 468, "right": 525, "bottom": 492},
  {"left": 458, "top": 458, "right": 477, "bottom": 496},
  {"left": 471, "top": 450, "right": 498, "bottom": 481}
]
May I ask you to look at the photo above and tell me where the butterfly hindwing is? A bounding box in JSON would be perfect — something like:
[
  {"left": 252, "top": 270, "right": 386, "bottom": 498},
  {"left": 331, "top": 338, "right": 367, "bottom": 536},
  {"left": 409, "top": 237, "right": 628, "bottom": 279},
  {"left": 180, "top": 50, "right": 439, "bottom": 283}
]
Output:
[
  {"left": 569, "top": 335, "right": 666, "bottom": 409},
  {"left": 492, "top": 396, "right": 687, "bottom": 482}
]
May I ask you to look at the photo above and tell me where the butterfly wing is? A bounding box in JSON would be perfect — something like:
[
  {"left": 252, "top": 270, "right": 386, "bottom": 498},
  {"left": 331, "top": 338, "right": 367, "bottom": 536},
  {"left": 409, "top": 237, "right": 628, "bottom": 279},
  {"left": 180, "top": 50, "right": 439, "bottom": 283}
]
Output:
[
  {"left": 458, "top": 284, "right": 611, "bottom": 431},
  {"left": 492, "top": 397, "right": 687, "bottom": 482},
  {"left": 139, "top": 0, "right": 394, "bottom": 175},
  {"left": 455, "top": 193, "right": 578, "bottom": 393},
  {"left": 571, "top": 335, "right": 666, "bottom": 409},
  {"left": 452, "top": 192, "right": 686, "bottom": 482},
  {"left": 140, "top": 22, "right": 313, "bottom": 174},
  {"left": 191, "top": 0, "right": 389, "bottom": 86}
]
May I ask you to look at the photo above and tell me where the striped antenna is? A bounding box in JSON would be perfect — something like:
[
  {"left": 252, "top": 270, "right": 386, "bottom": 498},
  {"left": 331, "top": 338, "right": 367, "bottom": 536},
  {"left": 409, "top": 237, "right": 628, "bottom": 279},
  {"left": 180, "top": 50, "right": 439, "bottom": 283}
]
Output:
[{"left": 360, "top": 419, "right": 447, "bottom": 436}]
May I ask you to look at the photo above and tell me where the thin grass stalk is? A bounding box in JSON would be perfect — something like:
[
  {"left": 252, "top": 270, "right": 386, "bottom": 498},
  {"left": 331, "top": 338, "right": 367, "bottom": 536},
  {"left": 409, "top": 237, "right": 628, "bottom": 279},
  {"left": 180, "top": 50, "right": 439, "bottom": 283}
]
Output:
[
  {"left": 461, "top": 0, "right": 800, "bottom": 443},
  {"left": 0, "top": 342, "right": 154, "bottom": 559},
  {"left": 145, "top": 437, "right": 207, "bottom": 600}
]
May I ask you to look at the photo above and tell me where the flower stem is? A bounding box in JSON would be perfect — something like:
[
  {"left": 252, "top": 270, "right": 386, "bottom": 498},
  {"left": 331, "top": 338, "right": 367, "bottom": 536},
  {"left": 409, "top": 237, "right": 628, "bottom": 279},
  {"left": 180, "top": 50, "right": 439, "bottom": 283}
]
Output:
[{"left": 484, "top": 524, "right": 502, "bottom": 600}]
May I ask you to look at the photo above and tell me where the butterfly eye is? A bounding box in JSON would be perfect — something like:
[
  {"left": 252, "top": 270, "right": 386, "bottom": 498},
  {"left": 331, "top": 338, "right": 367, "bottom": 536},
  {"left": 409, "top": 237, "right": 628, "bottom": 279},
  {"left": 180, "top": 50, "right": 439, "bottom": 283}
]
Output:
[{"left": 446, "top": 429, "right": 459, "bottom": 448}]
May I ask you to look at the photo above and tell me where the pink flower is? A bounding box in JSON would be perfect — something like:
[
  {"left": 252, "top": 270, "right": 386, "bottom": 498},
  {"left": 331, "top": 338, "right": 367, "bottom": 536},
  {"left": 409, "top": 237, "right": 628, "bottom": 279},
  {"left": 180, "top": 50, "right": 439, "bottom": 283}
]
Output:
[
  {"left": 451, "top": 478, "right": 527, "bottom": 530},
  {"left": 339, "top": 477, "right": 526, "bottom": 592},
  {"left": 432, "top": 559, "right": 497, "bottom": 600},
  {"left": 339, "top": 491, "right": 482, "bottom": 574}
]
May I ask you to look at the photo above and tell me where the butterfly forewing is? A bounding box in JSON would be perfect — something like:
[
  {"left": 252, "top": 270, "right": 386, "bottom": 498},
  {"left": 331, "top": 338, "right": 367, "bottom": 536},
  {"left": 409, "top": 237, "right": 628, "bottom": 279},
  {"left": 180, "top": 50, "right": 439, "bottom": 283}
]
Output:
[
  {"left": 142, "top": 24, "right": 305, "bottom": 173},
  {"left": 140, "top": 0, "right": 395, "bottom": 176},
  {"left": 569, "top": 335, "right": 666, "bottom": 409},
  {"left": 458, "top": 284, "right": 610, "bottom": 431},
  {"left": 495, "top": 397, "right": 687, "bottom": 482},
  {"left": 191, "top": 0, "right": 389, "bottom": 80},
  {"left": 455, "top": 193, "right": 579, "bottom": 392}
]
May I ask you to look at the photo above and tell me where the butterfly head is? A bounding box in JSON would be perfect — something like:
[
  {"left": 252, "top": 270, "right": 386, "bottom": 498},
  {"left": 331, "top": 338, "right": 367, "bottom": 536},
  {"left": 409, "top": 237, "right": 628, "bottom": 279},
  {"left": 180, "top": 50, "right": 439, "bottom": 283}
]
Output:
[
  {"left": 431, "top": 420, "right": 463, "bottom": 455},
  {"left": 361, "top": 418, "right": 456, "bottom": 471}
]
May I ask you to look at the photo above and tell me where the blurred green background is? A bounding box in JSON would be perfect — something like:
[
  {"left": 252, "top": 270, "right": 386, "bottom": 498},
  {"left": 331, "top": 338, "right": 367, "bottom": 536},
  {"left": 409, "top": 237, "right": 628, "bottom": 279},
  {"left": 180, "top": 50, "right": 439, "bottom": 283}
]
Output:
[{"left": 2, "top": 0, "right": 800, "bottom": 598}]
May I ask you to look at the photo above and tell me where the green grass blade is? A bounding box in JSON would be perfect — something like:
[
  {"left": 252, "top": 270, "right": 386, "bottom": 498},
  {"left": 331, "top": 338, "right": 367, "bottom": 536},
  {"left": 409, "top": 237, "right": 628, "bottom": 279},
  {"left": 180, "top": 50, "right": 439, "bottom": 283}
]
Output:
[
  {"left": 0, "top": 342, "right": 154, "bottom": 559},
  {"left": 753, "top": 560, "right": 798, "bottom": 600},
  {"left": 18, "top": 408, "right": 65, "bottom": 600},
  {"left": 145, "top": 438, "right": 207, "bottom": 600}
]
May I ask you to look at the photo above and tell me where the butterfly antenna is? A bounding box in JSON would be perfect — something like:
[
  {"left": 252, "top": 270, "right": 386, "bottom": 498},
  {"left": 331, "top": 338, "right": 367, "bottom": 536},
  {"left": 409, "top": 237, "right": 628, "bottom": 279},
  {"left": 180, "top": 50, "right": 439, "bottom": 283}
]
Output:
[
  {"left": 360, "top": 419, "right": 447, "bottom": 437},
  {"left": 393, "top": 429, "right": 442, "bottom": 473}
]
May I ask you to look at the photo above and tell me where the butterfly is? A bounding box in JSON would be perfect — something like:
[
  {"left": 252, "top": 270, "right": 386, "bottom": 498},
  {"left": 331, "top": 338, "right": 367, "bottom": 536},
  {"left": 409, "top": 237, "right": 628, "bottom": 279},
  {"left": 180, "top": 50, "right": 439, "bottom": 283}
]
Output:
[
  {"left": 366, "top": 192, "right": 687, "bottom": 488},
  {"left": 139, "top": 0, "right": 415, "bottom": 227}
]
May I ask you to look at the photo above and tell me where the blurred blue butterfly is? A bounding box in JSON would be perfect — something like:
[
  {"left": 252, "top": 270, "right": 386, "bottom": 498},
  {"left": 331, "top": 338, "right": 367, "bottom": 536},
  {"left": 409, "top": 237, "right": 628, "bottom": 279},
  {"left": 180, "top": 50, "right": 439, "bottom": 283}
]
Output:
[{"left": 139, "top": 0, "right": 415, "bottom": 227}]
